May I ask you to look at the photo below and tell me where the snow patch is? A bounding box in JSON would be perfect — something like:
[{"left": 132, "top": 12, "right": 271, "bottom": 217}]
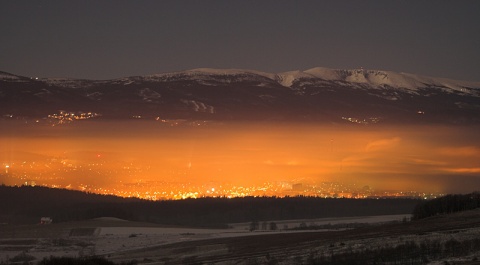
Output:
[
  {"left": 87, "top": 92, "right": 103, "bottom": 101},
  {"left": 276, "top": 70, "right": 314, "bottom": 87},
  {"left": 34, "top": 89, "right": 52, "bottom": 97},
  {"left": 181, "top": 99, "right": 215, "bottom": 113},
  {"left": 138, "top": 88, "right": 161, "bottom": 102},
  {"left": 304, "top": 67, "right": 343, "bottom": 80},
  {"left": 259, "top": 94, "right": 276, "bottom": 102}
]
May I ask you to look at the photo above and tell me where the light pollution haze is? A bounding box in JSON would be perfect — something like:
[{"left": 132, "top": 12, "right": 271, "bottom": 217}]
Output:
[{"left": 1, "top": 121, "right": 480, "bottom": 197}]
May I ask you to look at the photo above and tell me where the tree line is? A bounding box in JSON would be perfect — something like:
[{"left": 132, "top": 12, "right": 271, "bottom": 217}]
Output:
[
  {"left": 0, "top": 185, "right": 419, "bottom": 227},
  {"left": 412, "top": 192, "right": 480, "bottom": 220}
]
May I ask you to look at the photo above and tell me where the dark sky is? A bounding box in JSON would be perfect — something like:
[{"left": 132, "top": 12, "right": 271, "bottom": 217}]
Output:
[{"left": 1, "top": 0, "right": 479, "bottom": 81}]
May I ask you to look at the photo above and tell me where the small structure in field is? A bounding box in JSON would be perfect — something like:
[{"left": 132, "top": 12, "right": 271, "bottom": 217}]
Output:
[{"left": 40, "top": 217, "right": 52, "bottom": 224}]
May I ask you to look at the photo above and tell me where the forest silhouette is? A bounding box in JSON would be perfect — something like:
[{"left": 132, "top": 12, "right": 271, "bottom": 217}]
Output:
[{"left": 0, "top": 185, "right": 419, "bottom": 227}]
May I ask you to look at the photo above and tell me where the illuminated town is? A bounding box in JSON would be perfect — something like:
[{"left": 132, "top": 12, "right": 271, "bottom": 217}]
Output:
[
  {"left": 47, "top": 111, "right": 101, "bottom": 125},
  {"left": 0, "top": 114, "right": 462, "bottom": 201},
  {"left": 0, "top": 160, "right": 441, "bottom": 201},
  {"left": 341, "top": 116, "right": 381, "bottom": 125}
]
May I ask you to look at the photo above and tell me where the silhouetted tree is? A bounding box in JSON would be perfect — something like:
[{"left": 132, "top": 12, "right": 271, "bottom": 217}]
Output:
[
  {"left": 269, "top": 221, "right": 277, "bottom": 230},
  {"left": 262, "top": 221, "right": 268, "bottom": 230},
  {"left": 299, "top": 222, "right": 307, "bottom": 229},
  {"left": 249, "top": 220, "right": 259, "bottom": 231}
]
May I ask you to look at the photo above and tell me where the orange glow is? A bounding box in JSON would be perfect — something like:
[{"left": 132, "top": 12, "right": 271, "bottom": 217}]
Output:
[
  {"left": 1, "top": 120, "right": 479, "bottom": 198},
  {"left": 442, "top": 168, "right": 480, "bottom": 173}
]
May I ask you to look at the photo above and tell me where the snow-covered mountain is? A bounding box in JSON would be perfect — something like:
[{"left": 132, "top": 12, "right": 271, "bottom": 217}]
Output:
[
  {"left": 1, "top": 67, "right": 479, "bottom": 124},
  {"left": 131, "top": 67, "right": 480, "bottom": 96},
  {"left": 280, "top": 67, "right": 478, "bottom": 93}
]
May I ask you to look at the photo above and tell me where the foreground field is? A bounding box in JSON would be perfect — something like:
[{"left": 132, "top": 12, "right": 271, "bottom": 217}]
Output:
[
  {"left": 1, "top": 211, "right": 480, "bottom": 264},
  {"left": 0, "top": 215, "right": 405, "bottom": 263}
]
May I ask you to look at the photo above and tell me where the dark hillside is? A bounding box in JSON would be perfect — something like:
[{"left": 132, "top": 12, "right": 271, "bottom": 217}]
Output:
[
  {"left": 412, "top": 192, "right": 480, "bottom": 220},
  {"left": 0, "top": 185, "right": 140, "bottom": 224},
  {"left": 0, "top": 185, "right": 419, "bottom": 226}
]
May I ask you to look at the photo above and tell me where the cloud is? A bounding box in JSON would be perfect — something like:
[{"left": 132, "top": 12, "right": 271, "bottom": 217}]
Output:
[
  {"left": 441, "top": 167, "right": 480, "bottom": 173},
  {"left": 438, "top": 146, "right": 480, "bottom": 157},
  {"left": 365, "top": 137, "right": 401, "bottom": 152},
  {"left": 263, "top": 160, "right": 301, "bottom": 166},
  {"left": 286, "top": 160, "right": 299, "bottom": 166},
  {"left": 409, "top": 158, "right": 447, "bottom": 167}
]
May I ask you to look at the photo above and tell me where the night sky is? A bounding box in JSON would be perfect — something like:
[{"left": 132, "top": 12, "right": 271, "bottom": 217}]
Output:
[{"left": 1, "top": 0, "right": 480, "bottom": 81}]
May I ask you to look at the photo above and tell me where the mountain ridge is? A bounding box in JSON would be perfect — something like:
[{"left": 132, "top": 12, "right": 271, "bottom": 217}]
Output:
[
  {"left": 1, "top": 67, "right": 479, "bottom": 124},
  {"left": 2, "top": 67, "right": 480, "bottom": 92}
]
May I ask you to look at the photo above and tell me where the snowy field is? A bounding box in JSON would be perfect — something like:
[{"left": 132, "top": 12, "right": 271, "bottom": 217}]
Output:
[
  {"left": 0, "top": 214, "right": 407, "bottom": 263},
  {"left": 4, "top": 213, "right": 480, "bottom": 265}
]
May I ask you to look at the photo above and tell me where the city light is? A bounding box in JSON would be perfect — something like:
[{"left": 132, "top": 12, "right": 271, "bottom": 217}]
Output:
[{"left": 0, "top": 120, "right": 478, "bottom": 199}]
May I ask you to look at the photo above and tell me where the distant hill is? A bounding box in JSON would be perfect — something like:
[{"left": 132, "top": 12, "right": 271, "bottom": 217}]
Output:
[
  {"left": 1, "top": 185, "right": 419, "bottom": 227},
  {"left": 1, "top": 67, "right": 480, "bottom": 124},
  {"left": 412, "top": 192, "right": 480, "bottom": 219},
  {"left": 0, "top": 185, "right": 140, "bottom": 224}
]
